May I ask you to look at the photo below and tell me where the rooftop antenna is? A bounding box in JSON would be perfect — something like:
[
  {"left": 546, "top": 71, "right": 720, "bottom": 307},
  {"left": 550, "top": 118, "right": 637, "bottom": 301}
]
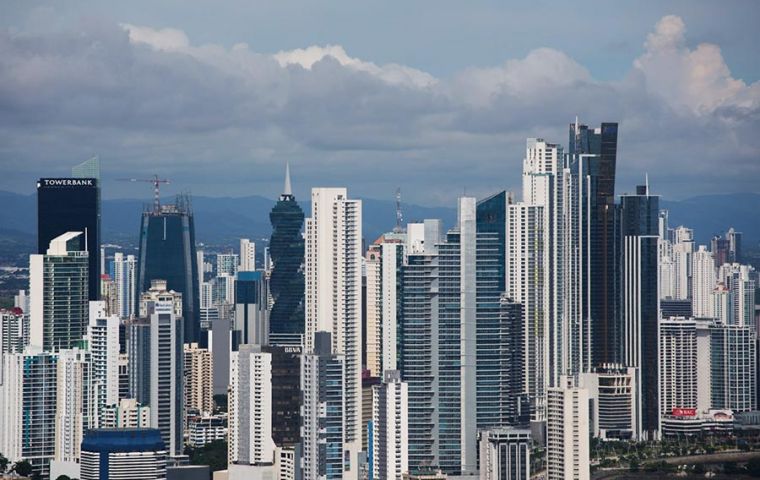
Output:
[
  {"left": 117, "top": 175, "right": 170, "bottom": 213},
  {"left": 283, "top": 161, "right": 293, "bottom": 197},
  {"left": 393, "top": 187, "right": 404, "bottom": 233},
  {"left": 645, "top": 172, "right": 650, "bottom": 195}
]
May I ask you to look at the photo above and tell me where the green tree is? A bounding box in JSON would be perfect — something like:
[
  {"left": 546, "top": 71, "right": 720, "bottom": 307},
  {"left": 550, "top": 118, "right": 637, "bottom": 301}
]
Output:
[
  {"left": 629, "top": 457, "right": 640, "bottom": 472},
  {"left": 55, "top": 476, "right": 72, "bottom": 480},
  {"left": 13, "top": 459, "right": 33, "bottom": 476},
  {"left": 188, "top": 440, "right": 228, "bottom": 472},
  {"left": 0, "top": 453, "right": 9, "bottom": 473}
]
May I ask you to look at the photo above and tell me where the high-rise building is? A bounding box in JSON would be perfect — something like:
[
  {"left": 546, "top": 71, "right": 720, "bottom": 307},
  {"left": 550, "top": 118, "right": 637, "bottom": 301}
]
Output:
[
  {"left": 301, "top": 332, "right": 345, "bottom": 480},
  {"left": 568, "top": 120, "right": 620, "bottom": 370},
  {"left": 619, "top": 183, "right": 659, "bottom": 439},
  {"left": 184, "top": 342, "right": 214, "bottom": 416},
  {"left": 658, "top": 318, "right": 706, "bottom": 423},
  {"left": 55, "top": 347, "right": 94, "bottom": 466},
  {"left": 240, "top": 239, "right": 256, "bottom": 272},
  {"left": 710, "top": 323, "right": 756, "bottom": 412},
  {"left": 717, "top": 263, "right": 756, "bottom": 326},
  {"left": 37, "top": 176, "right": 100, "bottom": 301},
  {"left": 217, "top": 253, "right": 239, "bottom": 277},
  {"left": 692, "top": 246, "right": 715, "bottom": 318},
  {"left": 80, "top": 428, "right": 167, "bottom": 480},
  {"left": 0, "top": 351, "right": 58, "bottom": 477},
  {"left": 546, "top": 377, "right": 590, "bottom": 480},
  {"left": 0, "top": 308, "right": 27, "bottom": 356},
  {"left": 137, "top": 196, "right": 200, "bottom": 344},
  {"left": 88, "top": 301, "right": 120, "bottom": 427},
  {"left": 269, "top": 345, "right": 302, "bottom": 448},
  {"left": 522, "top": 138, "right": 565, "bottom": 388},
  {"left": 506, "top": 202, "right": 545, "bottom": 423},
  {"left": 305, "top": 187, "right": 363, "bottom": 477},
  {"left": 372, "top": 370, "right": 408, "bottom": 480},
  {"left": 672, "top": 227, "right": 695, "bottom": 300},
  {"left": 233, "top": 271, "right": 269, "bottom": 350},
  {"left": 726, "top": 228, "right": 742, "bottom": 263},
  {"left": 101, "top": 398, "right": 151, "bottom": 428},
  {"left": 269, "top": 162, "right": 305, "bottom": 343},
  {"left": 30, "top": 231, "right": 89, "bottom": 351},
  {"left": 112, "top": 252, "right": 137, "bottom": 319},
  {"left": 478, "top": 428, "right": 531, "bottom": 480},
  {"left": 127, "top": 318, "right": 151, "bottom": 406},
  {"left": 229, "top": 344, "right": 275, "bottom": 465},
  {"left": 141, "top": 279, "right": 184, "bottom": 456},
  {"left": 365, "top": 232, "right": 406, "bottom": 377},
  {"left": 579, "top": 365, "right": 638, "bottom": 440}
]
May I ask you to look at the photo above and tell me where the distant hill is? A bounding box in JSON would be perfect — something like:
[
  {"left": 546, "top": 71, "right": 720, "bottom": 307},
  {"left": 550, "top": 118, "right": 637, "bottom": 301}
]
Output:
[{"left": 1, "top": 191, "right": 758, "bottom": 255}]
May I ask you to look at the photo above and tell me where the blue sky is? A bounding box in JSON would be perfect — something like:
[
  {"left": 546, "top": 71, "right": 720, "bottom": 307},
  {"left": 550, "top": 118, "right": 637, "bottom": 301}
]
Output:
[{"left": 1, "top": 1, "right": 759, "bottom": 204}]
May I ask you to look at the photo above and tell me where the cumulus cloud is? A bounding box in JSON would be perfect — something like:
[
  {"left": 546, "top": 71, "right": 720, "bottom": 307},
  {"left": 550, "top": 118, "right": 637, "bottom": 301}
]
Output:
[
  {"left": 0, "top": 15, "right": 758, "bottom": 204},
  {"left": 634, "top": 15, "right": 760, "bottom": 115}
]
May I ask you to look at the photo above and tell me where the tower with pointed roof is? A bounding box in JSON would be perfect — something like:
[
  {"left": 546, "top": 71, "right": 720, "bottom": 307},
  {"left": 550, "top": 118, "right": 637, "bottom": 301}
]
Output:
[{"left": 268, "top": 162, "right": 305, "bottom": 345}]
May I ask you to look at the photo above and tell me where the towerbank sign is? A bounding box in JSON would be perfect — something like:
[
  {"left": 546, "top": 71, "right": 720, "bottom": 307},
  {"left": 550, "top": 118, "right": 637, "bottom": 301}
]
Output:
[{"left": 39, "top": 178, "right": 96, "bottom": 187}]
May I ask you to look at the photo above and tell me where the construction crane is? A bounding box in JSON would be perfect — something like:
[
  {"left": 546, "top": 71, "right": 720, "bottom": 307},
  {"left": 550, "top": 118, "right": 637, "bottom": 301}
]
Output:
[{"left": 117, "top": 175, "right": 170, "bottom": 213}]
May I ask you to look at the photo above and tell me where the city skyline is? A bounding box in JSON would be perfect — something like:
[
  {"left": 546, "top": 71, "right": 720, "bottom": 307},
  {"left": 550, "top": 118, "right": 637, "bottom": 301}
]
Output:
[{"left": 1, "top": 4, "right": 760, "bottom": 204}]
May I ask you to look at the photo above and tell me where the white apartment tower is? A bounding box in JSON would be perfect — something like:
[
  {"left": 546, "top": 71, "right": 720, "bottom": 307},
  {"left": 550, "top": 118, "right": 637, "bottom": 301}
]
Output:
[
  {"left": 240, "top": 238, "right": 256, "bottom": 272},
  {"left": 55, "top": 347, "right": 94, "bottom": 465},
  {"left": 506, "top": 202, "right": 546, "bottom": 422},
  {"left": 87, "top": 301, "right": 120, "bottom": 427},
  {"left": 372, "top": 370, "right": 409, "bottom": 480},
  {"left": 229, "top": 344, "right": 275, "bottom": 465},
  {"left": 546, "top": 377, "right": 590, "bottom": 480},
  {"left": 691, "top": 246, "right": 715, "bottom": 317},
  {"left": 141, "top": 279, "right": 184, "bottom": 457},
  {"left": 113, "top": 252, "right": 137, "bottom": 319},
  {"left": 305, "top": 187, "right": 362, "bottom": 478}
]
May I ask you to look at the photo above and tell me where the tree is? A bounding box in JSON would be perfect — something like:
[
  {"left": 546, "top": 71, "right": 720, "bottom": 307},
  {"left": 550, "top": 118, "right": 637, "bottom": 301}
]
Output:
[
  {"left": 629, "top": 457, "right": 640, "bottom": 472},
  {"left": 747, "top": 457, "right": 760, "bottom": 478},
  {"left": 55, "top": 476, "right": 72, "bottom": 480},
  {"left": 0, "top": 453, "right": 8, "bottom": 473},
  {"left": 13, "top": 460, "right": 33, "bottom": 476},
  {"left": 188, "top": 440, "right": 228, "bottom": 472}
]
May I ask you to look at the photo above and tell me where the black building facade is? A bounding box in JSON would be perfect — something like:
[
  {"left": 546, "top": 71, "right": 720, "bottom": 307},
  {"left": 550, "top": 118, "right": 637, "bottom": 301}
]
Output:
[
  {"left": 268, "top": 345, "right": 302, "bottom": 446},
  {"left": 37, "top": 177, "right": 100, "bottom": 301},
  {"left": 568, "top": 121, "right": 621, "bottom": 367},
  {"left": 137, "top": 198, "right": 201, "bottom": 344},
  {"left": 268, "top": 166, "right": 305, "bottom": 339},
  {"left": 620, "top": 184, "right": 660, "bottom": 438}
]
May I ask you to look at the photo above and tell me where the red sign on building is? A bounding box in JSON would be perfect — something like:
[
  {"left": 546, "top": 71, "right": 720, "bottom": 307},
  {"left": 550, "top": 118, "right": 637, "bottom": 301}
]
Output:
[{"left": 672, "top": 408, "right": 697, "bottom": 417}]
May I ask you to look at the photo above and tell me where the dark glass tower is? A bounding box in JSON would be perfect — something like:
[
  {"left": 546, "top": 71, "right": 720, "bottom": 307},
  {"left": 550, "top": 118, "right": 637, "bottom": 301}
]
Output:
[
  {"left": 136, "top": 196, "right": 201, "bottom": 344},
  {"left": 620, "top": 183, "right": 659, "bottom": 438},
  {"left": 268, "top": 163, "right": 305, "bottom": 341},
  {"left": 568, "top": 120, "right": 620, "bottom": 367},
  {"left": 37, "top": 177, "right": 100, "bottom": 301}
]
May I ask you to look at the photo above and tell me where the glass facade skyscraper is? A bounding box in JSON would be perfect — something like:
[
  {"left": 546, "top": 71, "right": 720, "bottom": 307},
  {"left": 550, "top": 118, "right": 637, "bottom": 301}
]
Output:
[
  {"left": 37, "top": 177, "right": 100, "bottom": 301},
  {"left": 568, "top": 121, "right": 620, "bottom": 367},
  {"left": 268, "top": 163, "right": 305, "bottom": 341},
  {"left": 136, "top": 197, "right": 200, "bottom": 344}
]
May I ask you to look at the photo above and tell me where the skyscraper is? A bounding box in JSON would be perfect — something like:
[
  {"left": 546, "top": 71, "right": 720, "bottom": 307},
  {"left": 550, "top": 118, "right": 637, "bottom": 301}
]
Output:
[
  {"left": 229, "top": 344, "right": 275, "bottom": 465},
  {"left": 239, "top": 238, "right": 256, "bottom": 272},
  {"left": 568, "top": 120, "right": 620, "bottom": 369},
  {"left": 137, "top": 196, "right": 200, "bottom": 344},
  {"left": 87, "top": 301, "right": 120, "bottom": 427},
  {"left": 269, "top": 162, "right": 305, "bottom": 343},
  {"left": 691, "top": 246, "right": 715, "bottom": 317},
  {"left": 54, "top": 347, "right": 94, "bottom": 468},
  {"left": 184, "top": 343, "right": 214, "bottom": 416},
  {"left": 30, "top": 231, "right": 89, "bottom": 351},
  {"left": 372, "top": 370, "right": 408, "bottom": 480},
  {"left": 80, "top": 428, "right": 167, "bottom": 480},
  {"left": 37, "top": 175, "right": 100, "bottom": 301},
  {"left": 0, "top": 351, "right": 58, "bottom": 477},
  {"left": 547, "top": 377, "right": 590, "bottom": 480},
  {"left": 112, "top": 252, "right": 137, "bottom": 319},
  {"left": 305, "top": 187, "right": 363, "bottom": 477},
  {"left": 710, "top": 323, "right": 756, "bottom": 412},
  {"left": 141, "top": 280, "right": 184, "bottom": 457},
  {"left": 620, "top": 183, "right": 660, "bottom": 439},
  {"left": 233, "top": 271, "right": 269, "bottom": 350},
  {"left": 301, "top": 332, "right": 345, "bottom": 480}
]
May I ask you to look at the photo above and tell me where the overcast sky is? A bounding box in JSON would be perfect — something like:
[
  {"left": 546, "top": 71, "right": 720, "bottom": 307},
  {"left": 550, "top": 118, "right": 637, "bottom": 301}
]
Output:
[{"left": 1, "top": 1, "right": 759, "bottom": 205}]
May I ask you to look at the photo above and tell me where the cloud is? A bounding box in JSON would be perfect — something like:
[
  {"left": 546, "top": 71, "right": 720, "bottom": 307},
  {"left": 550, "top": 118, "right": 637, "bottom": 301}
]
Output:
[
  {"left": 0, "top": 15, "right": 758, "bottom": 205},
  {"left": 634, "top": 15, "right": 760, "bottom": 115}
]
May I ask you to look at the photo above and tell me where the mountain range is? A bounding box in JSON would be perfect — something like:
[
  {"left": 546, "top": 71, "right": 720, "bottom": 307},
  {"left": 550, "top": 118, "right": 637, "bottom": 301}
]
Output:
[{"left": 1, "top": 190, "right": 758, "bottom": 255}]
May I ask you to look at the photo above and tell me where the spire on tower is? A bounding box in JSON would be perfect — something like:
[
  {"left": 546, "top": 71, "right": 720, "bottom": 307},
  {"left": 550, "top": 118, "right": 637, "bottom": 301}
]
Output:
[{"left": 283, "top": 161, "right": 292, "bottom": 197}]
